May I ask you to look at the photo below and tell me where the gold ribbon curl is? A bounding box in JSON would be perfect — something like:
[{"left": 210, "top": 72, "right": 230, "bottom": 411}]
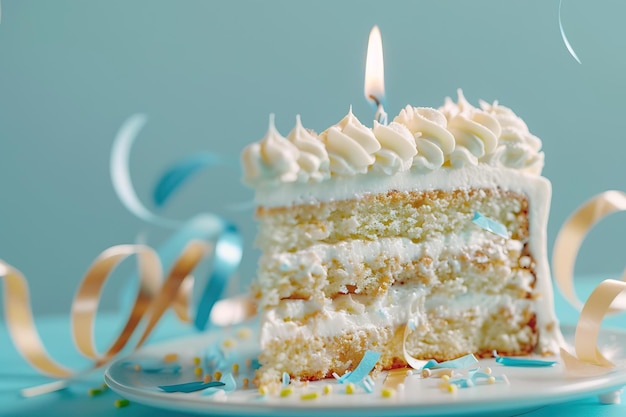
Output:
[
  {"left": 553, "top": 190, "right": 626, "bottom": 375},
  {"left": 0, "top": 240, "right": 233, "bottom": 395}
]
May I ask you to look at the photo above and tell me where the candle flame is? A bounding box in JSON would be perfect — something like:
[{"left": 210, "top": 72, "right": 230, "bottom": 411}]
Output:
[{"left": 364, "top": 25, "right": 385, "bottom": 107}]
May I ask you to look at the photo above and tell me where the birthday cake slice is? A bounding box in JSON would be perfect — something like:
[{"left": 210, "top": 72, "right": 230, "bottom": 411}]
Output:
[{"left": 241, "top": 90, "right": 562, "bottom": 385}]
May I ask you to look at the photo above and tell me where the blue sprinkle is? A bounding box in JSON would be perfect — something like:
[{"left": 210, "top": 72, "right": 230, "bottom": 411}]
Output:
[
  {"left": 408, "top": 319, "right": 417, "bottom": 331},
  {"left": 472, "top": 212, "right": 509, "bottom": 239},
  {"left": 282, "top": 372, "right": 290, "bottom": 386},
  {"left": 123, "top": 360, "right": 181, "bottom": 374},
  {"left": 495, "top": 356, "right": 556, "bottom": 367},
  {"left": 220, "top": 373, "right": 237, "bottom": 392},
  {"left": 159, "top": 381, "right": 225, "bottom": 393}
]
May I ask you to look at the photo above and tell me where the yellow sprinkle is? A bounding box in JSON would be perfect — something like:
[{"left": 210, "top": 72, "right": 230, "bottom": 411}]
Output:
[
  {"left": 163, "top": 353, "right": 179, "bottom": 363},
  {"left": 345, "top": 383, "right": 356, "bottom": 394},
  {"left": 101, "top": 383, "right": 109, "bottom": 390},
  {"left": 193, "top": 356, "right": 201, "bottom": 365},
  {"left": 88, "top": 388, "right": 102, "bottom": 397},
  {"left": 438, "top": 381, "right": 450, "bottom": 390},
  {"left": 487, "top": 376, "right": 496, "bottom": 384},
  {"left": 381, "top": 388, "right": 395, "bottom": 398},
  {"left": 214, "top": 371, "right": 222, "bottom": 381},
  {"left": 133, "top": 365, "right": 141, "bottom": 371},
  {"left": 441, "top": 374, "right": 450, "bottom": 381},
  {"left": 259, "top": 386, "right": 268, "bottom": 396},
  {"left": 484, "top": 367, "right": 492, "bottom": 375},
  {"left": 280, "top": 387, "right": 294, "bottom": 397},
  {"left": 323, "top": 385, "right": 332, "bottom": 395},
  {"left": 237, "top": 327, "right": 252, "bottom": 339},
  {"left": 232, "top": 363, "right": 240, "bottom": 375},
  {"left": 421, "top": 368, "right": 431, "bottom": 378},
  {"left": 300, "top": 392, "right": 319, "bottom": 400},
  {"left": 193, "top": 367, "right": 203, "bottom": 376},
  {"left": 446, "top": 384, "right": 457, "bottom": 393},
  {"left": 203, "top": 374, "right": 212, "bottom": 383},
  {"left": 222, "top": 338, "right": 236, "bottom": 349},
  {"left": 243, "top": 378, "right": 250, "bottom": 389},
  {"left": 114, "top": 399, "right": 130, "bottom": 408}
]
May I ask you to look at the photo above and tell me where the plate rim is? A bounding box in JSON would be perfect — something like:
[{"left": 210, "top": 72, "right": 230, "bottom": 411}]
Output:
[{"left": 104, "top": 324, "right": 626, "bottom": 417}]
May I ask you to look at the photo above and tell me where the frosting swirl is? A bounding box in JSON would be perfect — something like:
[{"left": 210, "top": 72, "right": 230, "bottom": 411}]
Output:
[
  {"left": 241, "top": 114, "right": 300, "bottom": 186},
  {"left": 287, "top": 115, "right": 330, "bottom": 182},
  {"left": 320, "top": 108, "right": 381, "bottom": 176},
  {"left": 440, "top": 90, "right": 501, "bottom": 164},
  {"left": 393, "top": 106, "right": 455, "bottom": 171},
  {"left": 371, "top": 120, "right": 417, "bottom": 174},
  {"left": 479, "top": 100, "right": 544, "bottom": 174}
]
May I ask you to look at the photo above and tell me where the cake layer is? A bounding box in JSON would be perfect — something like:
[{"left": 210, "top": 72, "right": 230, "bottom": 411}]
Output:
[
  {"left": 257, "top": 287, "right": 540, "bottom": 384},
  {"left": 256, "top": 187, "right": 528, "bottom": 253},
  {"left": 253, "top": 235, "right": 536, "bottom": 308}
]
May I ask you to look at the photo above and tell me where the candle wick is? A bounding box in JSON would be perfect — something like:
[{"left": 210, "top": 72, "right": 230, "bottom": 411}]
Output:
[{"left": 369, "top": 95, "right": 388, "bottom": 125}]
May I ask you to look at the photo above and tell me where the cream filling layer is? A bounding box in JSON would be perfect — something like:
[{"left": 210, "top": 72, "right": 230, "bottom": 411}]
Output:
[{"left": 259, "top": 286, "right": 535, "bottom": 346}]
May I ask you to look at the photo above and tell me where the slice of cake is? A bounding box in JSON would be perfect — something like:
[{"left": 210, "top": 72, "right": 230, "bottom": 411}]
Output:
[{"left": 242, "top": 90, "right": 562, "bottom": 385}]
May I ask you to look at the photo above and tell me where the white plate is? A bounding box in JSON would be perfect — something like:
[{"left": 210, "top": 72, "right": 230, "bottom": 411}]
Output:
[{"left": 105, "top": 324, "right": 626, "bottom": 417}]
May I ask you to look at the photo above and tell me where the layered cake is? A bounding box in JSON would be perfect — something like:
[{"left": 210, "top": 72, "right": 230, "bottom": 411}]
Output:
[{"left": 241, "top": 90, "right": 562, "bottom": 385}]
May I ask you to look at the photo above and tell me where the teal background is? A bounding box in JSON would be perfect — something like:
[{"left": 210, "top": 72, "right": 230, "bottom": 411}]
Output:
[{"left": 2, "top": 0, "right": 626, "bottom": 314}]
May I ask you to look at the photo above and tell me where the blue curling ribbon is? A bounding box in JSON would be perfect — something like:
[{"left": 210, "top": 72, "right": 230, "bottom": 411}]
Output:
[
  {"left": 111, "top": 114, "right": 243, "bottom": 331},
  {"left": 423, "top": 353, "right": 479, "bottom": 370}
]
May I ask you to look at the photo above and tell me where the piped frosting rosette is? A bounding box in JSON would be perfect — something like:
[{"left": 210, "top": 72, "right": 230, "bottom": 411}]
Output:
[{"left": 241, "top": 89, "right": 546, "bottom": 187}]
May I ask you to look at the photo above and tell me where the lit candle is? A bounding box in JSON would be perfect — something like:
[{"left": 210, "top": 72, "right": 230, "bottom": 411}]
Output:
[{"left": 364, "top": 25, "right": 387, "bottom": 125}]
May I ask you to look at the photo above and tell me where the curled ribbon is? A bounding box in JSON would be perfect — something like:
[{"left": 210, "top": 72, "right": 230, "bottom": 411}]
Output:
[{"left": 553, "top": 190, "right": 626, "bottom": 376}]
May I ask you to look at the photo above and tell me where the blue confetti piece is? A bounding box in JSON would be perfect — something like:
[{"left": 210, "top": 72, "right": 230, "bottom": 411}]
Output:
[
  {"left": 472, "top": 212, "right": 509, "bottom": 238},
  {"left": 338, "top": 351, "right": 381, "bottom": 385},
  {"left": 495, "top": 356, "right": 556, "bottom": 367},
  {"left": 220, "top": 373, "right": 237, "bottom": 392},
  {"left": 282, "top": 372, "right": 290, "bottom": 386},
  {"left": 159, "top": 380, "right": 225, "bottom": 393},
  {"left": 424, "top": 354, "right": 479, "bottom": 370}
]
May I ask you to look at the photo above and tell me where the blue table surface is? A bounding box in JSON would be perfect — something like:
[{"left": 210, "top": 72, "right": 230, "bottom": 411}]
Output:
[{"left": 3, "top": 275, "right": 626, "bottom": 417}]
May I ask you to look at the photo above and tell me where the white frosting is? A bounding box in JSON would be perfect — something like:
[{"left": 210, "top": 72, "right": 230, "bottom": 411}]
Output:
[
  {"left": 241, "top": 114, "right": 300, "bottom": 186},
  {"left": 287, "top": 115, "right": 330, "bottom": 182},
  {"left": 261, "top": 286, "right": 536, "bottom": 346},
  {"left": 241, "top": 90, "right": 545, "bottom": 187}
]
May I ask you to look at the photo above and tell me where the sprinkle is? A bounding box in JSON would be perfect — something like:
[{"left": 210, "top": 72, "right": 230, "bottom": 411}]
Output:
[
  {"left": 441, "top": 374, "right": 450, "bottom": 382},
  {"left": 194, "top": 367, "right": 203, "bottom": 376},
  {"left": 345, "top": 383, "right": 356, "bottom": 394},
  {"left": 134, "top": 365, "right": 141, "bottom": 371},
  {"left": 280, "top": 387, "right": 293, "bottom": 397},
  {"left": 421, "top": 368, "right": 431, "bottom": 378},
  {"left": 158, "top": 381, "right": 225, "bottom": 393},
  {"left": 203, "top": 374, "right": 212, "bottom": 383},
  {"left": 282, "top": 372, "right": 290, "bottom": 386},
  {"left": 323, "top": 385, "right": 332, "bottom": 395},
  {"left": 236, "top": 327, "right": 252, "bottom": 339},
  {"left": 243, "top": 378, "right": 250, "bottom": 389},
  {"left": 300, "top": 392, "right": 319, "bottom": 400},
  {"left": 193, "top": 356, "right": 201, "bottom": 365},
  {"left": 123, "top": 360, "right": 181, "bottom": 374},
  {"left": 408, "top": 319, "right": 417, "bottom": 331},
  {"left": 222, "top": 338, "right": 236, "bottom": 349},
  {"left": 259, "top": 386, "right": 268, "bottom": 396},
  {"left": 232, "top": 363, "right": 240, "bottom": 375},
  {"left": 472, "top": 212, "right": 509, "bottom": 238},
  {"left": 214, "top": 371, "right": 222, "bottom": 381},
  {"left": 360, "top": 375, "right": 375, "bottom": 393},
  {"left": 245, "top": 358, "right": 253, "bottom": 369},
  {"left": 163, "top": 353, "right": 179, "bottom": 363},
  {"left": 88, "top": 388, "right": 103, "bottom": 397},
  {"left": 487, "top": 376, "right": 496, "bottom": 384},
  {"left": 101, "top": 383, "right": 109, "bottom": 390},
  {"left": 484, "top": 367, "right": 492, "bottom": 375},
  {"left": 446, "top": 384, "right": 457, "bottom": 394},
  {"left": 405, "top": 370, "right": 413, "bottom": 376},
  {"left": 493, "top": 351, "right": 556, "bottom": 367},
  {"left": 114, "top": 399, "right": 130, "bottom": 408},
  {"left": 381, "top": 388, "right": 395, "bottom": 398},
  {"left": 431, "top": 369, "right": 454, "bottom": 378}
]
